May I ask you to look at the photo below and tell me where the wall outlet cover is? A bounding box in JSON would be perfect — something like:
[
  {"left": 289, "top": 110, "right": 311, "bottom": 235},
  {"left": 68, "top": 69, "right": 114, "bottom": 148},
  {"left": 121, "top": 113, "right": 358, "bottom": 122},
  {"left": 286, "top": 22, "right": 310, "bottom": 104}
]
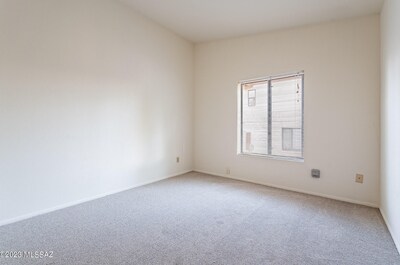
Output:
[
  {"left": 356, "top": 174, "right": 364, "bottom": 183},
  {"left": 311, "top": 169, "right": 320, "bottom": 178}
]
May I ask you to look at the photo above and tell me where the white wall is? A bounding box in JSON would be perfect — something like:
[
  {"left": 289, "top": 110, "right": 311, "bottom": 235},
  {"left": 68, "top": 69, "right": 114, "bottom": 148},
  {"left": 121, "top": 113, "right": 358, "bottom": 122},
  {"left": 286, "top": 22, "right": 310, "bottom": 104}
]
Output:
[
  {"left": 0, "top": 0, "right": 194, "bottom": 224},
  {"left": 194, "top": 15, "right": 380, "bottom": 206},
  {"left": 381, "top": 0, "right": 400, "bottom": 252}
]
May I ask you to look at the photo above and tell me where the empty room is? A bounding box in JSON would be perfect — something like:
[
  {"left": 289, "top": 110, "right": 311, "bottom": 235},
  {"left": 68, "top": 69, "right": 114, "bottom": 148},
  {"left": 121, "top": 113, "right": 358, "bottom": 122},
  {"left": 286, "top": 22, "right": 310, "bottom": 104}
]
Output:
[{"left": 0, "top": 0, "right": 399, "bottom": 264}]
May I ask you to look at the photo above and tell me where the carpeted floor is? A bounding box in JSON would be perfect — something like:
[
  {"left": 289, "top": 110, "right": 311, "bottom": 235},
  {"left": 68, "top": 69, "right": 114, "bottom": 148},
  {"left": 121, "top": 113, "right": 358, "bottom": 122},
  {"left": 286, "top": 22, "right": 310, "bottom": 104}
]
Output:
[{"left": 0, "top": 172, "right": 399, "bottom": 265}]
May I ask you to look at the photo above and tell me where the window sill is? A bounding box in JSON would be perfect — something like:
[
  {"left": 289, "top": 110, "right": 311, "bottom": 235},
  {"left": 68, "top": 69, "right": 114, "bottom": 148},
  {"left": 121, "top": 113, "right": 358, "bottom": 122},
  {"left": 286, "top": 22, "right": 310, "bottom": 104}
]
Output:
[{"left": 237, "top": 153, "right": 304, "bottom": 163}]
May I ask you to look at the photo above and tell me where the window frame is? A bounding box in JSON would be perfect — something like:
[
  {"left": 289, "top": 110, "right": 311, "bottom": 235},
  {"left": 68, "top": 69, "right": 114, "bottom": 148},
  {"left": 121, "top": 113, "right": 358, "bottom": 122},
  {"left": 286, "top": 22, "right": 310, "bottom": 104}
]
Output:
[{"left": 237, "top": 71, "right": 304, "bottom": 162}]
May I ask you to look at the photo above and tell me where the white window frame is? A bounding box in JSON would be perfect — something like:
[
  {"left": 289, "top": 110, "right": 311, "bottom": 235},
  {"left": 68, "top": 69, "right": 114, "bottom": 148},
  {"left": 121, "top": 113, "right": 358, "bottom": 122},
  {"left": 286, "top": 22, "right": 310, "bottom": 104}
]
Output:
[{"left": 237, "top": 71, "right": 304, "bottom": 162}]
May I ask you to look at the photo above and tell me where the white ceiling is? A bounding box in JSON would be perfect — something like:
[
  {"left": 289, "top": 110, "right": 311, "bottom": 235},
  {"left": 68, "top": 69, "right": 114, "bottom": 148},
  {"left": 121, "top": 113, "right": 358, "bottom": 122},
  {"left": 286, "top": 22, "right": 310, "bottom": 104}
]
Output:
[{"left": 120, "top": 0, "right": 384, "bottom": 43}]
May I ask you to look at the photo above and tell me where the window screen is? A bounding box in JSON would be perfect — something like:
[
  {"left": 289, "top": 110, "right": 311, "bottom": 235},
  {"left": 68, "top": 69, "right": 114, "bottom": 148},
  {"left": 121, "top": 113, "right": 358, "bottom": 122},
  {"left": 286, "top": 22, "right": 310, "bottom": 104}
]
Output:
[{"left": 239, "top": 72, "right": 304, "bottom": 160}]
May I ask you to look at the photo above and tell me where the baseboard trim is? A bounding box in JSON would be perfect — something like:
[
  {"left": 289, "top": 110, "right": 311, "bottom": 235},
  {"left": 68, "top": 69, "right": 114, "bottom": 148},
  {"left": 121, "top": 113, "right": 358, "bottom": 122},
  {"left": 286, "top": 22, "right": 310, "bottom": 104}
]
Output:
[
  {"left": 194, "top": 169, "right": 379, "bottom": 208},
  {"left": 380, "top": 208, "right": 400, "bottom": 254},
  {"left": 0, "top": 170, "right": 191, "bottom": 227}
]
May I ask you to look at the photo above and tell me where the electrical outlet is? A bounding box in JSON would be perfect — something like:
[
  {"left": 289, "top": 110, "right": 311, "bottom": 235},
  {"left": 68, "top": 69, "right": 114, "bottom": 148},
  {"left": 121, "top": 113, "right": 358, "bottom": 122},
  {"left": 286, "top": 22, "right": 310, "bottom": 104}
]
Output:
[
  {"left": 226, "top": 168, "right": 230, "bottom": 175},
  {"left": 355, "top": 174, "right": 364, "bottom": 183},
  {"left": 176, "top": 157, "right": 180, "bottom": 163},
  {"left": 311, "top": 169, "right": 320, "bottom": 178}
]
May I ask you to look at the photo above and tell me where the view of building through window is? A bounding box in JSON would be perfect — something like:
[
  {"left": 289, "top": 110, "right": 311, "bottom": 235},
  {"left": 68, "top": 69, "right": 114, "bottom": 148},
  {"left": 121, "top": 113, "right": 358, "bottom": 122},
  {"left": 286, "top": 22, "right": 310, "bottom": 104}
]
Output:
[{"left": 239, "top": 73, "right": 304, "bottom": 159}]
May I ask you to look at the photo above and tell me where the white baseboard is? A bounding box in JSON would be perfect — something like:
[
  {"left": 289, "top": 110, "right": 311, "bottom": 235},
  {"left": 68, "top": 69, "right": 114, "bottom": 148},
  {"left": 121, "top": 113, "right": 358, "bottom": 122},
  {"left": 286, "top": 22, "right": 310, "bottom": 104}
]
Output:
[
  {"left": 0, "top": 170, "right": 191, "bottom": 227},
  {"left": 380, "top": 209, "right": 400, "bottom": 254},
  {"left": 194, "top": 169, "right": 379, "bottom": 208}
]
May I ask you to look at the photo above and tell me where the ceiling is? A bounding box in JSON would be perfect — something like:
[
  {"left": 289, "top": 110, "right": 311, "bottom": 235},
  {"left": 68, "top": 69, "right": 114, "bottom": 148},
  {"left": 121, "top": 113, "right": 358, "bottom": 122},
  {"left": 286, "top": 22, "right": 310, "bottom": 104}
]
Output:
[{"left": 120, "top": 0, "right": 384, "bottom": 43}]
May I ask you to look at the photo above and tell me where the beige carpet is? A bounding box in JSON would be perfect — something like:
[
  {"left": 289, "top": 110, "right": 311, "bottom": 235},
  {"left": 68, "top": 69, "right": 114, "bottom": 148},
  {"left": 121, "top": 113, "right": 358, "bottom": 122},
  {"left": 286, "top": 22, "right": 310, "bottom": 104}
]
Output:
[{"left": 0, "top": 172, "right": 399, "bottom": 264}]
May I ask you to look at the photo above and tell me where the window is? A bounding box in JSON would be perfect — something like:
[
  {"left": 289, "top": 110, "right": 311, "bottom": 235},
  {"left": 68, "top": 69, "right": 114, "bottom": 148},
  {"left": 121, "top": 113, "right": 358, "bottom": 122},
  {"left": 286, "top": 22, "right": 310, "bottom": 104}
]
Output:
[
  {"left": 238, "top": 72, "right": 304, "bottom": 160},
  {"left": 248, "top": 89, "right": 256, "bottom": 107},
  {"left": 282, "top": 128, "right": 301, "bottom": 151}
]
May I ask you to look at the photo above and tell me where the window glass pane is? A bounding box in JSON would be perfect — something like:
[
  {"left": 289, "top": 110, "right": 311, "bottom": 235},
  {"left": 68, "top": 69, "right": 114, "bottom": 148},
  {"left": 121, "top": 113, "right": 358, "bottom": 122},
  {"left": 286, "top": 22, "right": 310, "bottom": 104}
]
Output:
[
  {"left": 239, "top": 73, "right": 303, "bottom": 160},
  {"left": 271, "top": 76, "right": 303, "bottom": 157},
  {"left": 241, "top": 82, "right": 268, "bottom": 155}
]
